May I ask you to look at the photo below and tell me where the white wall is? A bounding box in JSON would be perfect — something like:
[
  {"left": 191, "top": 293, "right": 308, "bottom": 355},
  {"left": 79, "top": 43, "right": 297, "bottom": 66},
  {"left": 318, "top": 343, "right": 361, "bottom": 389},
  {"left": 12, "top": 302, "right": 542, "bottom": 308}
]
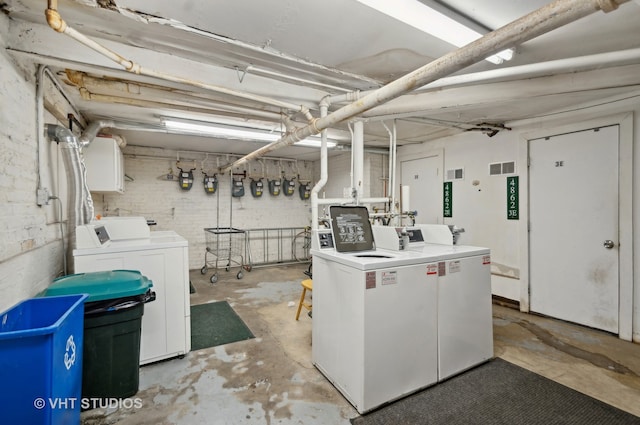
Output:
[
  {"left": 398, "top": 132, "right": 521, "bottom": 299},
  {"left": 93, "top": 145, "right": 314, "bottom": 270},
  {"left": 0, "top": 16, "right": 70, "bottom": 311},
  {"left": 397, "top": 92, "right": 640, "bottom": 343}
]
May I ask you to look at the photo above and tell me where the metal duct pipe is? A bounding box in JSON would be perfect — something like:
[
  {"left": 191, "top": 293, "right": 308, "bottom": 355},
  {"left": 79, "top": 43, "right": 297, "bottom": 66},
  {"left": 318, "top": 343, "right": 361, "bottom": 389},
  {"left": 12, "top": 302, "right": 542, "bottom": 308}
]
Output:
[
  {"left": 221, "top": 0, "right": 629, "bottom": 172},
  {"left": 79, "top": 119, "right": 114, "bottom": 146},
  {"left": 45, "top": 124, "right": 95, "bottom": 272}
]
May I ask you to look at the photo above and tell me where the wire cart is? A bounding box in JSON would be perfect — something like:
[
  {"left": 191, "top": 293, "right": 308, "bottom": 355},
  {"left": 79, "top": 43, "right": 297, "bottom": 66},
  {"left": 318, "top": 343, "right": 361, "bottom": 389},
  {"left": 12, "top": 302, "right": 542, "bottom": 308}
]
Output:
[{"left": 201, "top": 227, "right": 252, "bottom": 283}]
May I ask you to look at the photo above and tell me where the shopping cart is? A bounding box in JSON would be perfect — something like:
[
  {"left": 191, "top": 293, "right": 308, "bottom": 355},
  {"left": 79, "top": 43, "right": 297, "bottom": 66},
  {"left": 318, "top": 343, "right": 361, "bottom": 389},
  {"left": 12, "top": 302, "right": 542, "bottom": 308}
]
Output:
[{"left": 201, "top": 227, "right": 252, "bottom": 283}]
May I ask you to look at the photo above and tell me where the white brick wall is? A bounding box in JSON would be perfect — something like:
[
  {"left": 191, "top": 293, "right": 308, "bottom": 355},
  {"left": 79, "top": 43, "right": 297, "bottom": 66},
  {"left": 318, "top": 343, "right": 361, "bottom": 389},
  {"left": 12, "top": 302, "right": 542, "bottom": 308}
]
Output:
[
  {"left": 95, "top": 145, "right": 313, "bottom": 270},
  {"left": 0, "top": 21, "right": 68, "bottom": 311},
  {"left": 311, "top": 151, "right": 389, "bottom": 220}
]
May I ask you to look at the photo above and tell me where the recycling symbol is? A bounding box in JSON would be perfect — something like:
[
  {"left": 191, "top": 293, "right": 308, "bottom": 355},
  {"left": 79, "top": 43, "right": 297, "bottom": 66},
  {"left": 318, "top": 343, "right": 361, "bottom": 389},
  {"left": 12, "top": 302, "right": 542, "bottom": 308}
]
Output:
[{"left": 64, "top": 335, "right": 76, "bottom": 370}]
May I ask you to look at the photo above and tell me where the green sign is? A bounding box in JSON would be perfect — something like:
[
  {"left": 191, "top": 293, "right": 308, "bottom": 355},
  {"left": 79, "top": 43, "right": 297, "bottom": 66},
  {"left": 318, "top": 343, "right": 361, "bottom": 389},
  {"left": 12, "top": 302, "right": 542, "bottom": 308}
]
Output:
[
  {"left": 507, "top": 176, "right": 519, "bottom": 220},
  {"left": 443, "top": 182, "right": 453, "bottom": 218}
]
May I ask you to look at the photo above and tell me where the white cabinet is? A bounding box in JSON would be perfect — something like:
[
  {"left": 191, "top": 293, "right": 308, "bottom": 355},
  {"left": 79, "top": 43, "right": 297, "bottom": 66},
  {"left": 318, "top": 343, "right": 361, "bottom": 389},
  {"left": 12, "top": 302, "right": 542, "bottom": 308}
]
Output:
[{"left": 83, "top": 136, "right": 124, "bottom": 193}]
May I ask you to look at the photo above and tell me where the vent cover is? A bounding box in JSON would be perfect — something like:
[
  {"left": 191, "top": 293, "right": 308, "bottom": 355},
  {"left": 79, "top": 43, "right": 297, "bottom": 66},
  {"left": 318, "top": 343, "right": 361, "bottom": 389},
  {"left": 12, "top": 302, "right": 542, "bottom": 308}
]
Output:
[
  {"left": 446, "top": 168, "right": 464, "bottom": 181},
  {"left": 489, "top": 161, "right": 516, "bottom": 175}
]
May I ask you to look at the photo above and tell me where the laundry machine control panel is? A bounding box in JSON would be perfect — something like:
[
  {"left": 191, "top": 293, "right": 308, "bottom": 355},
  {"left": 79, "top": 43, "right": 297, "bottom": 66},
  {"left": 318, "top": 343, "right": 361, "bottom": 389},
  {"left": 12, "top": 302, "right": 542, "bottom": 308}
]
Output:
[{"left": 312, "top": 229, "right": 334, "bottom": 250}]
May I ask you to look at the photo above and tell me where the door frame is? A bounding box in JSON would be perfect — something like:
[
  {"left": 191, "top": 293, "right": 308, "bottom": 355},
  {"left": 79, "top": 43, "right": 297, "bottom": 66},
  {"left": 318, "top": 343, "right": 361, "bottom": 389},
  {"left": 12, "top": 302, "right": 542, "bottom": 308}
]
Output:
[
  {"left": 397, "top": 148, "right": 444, "bottom": 223},
  {"left": 518, "top": 113, "right": 633, "bottom": 340}
]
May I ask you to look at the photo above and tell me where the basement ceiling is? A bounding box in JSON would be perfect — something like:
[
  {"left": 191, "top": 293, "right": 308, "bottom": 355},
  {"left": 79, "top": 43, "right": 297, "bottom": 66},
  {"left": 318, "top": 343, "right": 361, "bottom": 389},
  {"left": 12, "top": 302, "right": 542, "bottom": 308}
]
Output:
[{"left": 3, "top": 0, "right": 640, "bottom": 161}]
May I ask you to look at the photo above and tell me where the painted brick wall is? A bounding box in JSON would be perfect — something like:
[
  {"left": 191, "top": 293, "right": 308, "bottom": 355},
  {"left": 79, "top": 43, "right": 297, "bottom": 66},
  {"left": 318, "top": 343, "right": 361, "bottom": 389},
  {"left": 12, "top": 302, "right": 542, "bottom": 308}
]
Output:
[
  {"left": 311, "top": 151, "right": 389, "bottom": 221},
  {"left": 94, "top": 145, "right": 313, "bottom": 270},
  {"left": 0, "top": 21, "right": 67, "bottom": 311}
]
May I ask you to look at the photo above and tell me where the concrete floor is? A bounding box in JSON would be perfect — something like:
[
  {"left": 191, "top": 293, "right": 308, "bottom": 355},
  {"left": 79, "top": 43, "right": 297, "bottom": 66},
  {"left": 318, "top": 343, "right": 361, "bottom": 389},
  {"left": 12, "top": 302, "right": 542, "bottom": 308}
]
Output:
[{"left": 81, "top": 263, "right": 640, "bottom": 424}]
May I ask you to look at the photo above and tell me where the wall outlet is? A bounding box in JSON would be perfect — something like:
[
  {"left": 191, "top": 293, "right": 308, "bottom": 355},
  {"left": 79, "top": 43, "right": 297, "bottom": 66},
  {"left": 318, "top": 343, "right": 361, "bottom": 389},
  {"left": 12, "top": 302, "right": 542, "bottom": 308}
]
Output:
[{"left": 36, "top": 188, "right": 50, "bottom": 206}]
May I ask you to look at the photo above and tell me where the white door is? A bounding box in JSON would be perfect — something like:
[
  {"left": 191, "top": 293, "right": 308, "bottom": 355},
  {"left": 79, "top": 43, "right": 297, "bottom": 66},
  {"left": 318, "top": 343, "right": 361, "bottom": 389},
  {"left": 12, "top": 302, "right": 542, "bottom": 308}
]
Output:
[
  {"left": 529, "top": 126, "right": 619, "bottom": 333},
  {"left": 400, "top": 155, "right": 440, "bottom": 224}
]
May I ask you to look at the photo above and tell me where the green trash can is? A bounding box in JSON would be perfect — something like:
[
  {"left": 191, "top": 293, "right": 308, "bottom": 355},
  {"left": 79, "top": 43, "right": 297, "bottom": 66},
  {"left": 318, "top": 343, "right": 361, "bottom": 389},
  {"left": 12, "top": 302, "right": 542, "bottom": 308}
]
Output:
[{"left": 43, "top": 270, "right": 155, "bottom": 402}]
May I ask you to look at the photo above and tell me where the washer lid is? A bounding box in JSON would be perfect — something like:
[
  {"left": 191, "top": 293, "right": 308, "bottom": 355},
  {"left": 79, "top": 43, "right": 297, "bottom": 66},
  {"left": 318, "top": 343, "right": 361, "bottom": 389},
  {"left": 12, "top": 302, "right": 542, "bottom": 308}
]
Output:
[{"left": 330, "top": 206, "right": 375, "bottom": 253}]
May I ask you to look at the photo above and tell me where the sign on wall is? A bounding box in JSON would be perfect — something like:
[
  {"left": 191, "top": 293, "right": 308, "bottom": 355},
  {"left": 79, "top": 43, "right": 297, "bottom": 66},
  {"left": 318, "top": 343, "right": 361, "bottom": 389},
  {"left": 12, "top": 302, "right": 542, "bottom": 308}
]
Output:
[
  {"left": 507, "top": 176, "right": 519, "bottom": 220},
  {"left": 443, "top": 181, "right": 452, "bottom": 218}
]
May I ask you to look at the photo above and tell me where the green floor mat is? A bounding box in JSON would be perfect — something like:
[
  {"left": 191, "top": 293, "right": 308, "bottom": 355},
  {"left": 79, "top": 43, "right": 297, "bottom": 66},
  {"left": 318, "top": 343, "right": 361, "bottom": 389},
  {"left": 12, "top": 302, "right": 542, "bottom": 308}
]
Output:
[{"left": 190, "top": 301, "right": 254, "bottom": 351}]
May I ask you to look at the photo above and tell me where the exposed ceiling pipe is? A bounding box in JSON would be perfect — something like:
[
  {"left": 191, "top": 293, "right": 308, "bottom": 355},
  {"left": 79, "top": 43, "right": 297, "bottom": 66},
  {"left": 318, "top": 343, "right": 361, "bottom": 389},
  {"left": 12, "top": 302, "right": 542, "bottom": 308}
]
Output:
[
  {"left": 415, "top": 47, "right": 640, "bottom": 92},
  {"left": 244, "top": 65, "right": 354, "bottom": 94},
  {"left": 146, "top": 13, "right": 381, "bottom": 89},
  {"left": 44, "top": 1, "right": 315, "bottom": 123},
  {"left": 327, "top": 48, "right": 640, "bottom": 107},
  {"left": 220, "top": 0, "right": 630, "bottom": 172},
  {"left": 66, "top": 70, "right": 285, "bottom": 122},
  {"left": 78, "top": 91, "right": 283, "bottom": 123}
]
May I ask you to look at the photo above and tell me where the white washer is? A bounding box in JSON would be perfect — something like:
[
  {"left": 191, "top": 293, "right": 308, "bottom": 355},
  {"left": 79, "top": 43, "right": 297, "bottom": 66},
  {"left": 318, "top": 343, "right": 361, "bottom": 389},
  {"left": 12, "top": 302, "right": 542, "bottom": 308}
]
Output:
[
  {"left": 73, "top": 218, "right": 191, "bottom": 365},
  {"left": 311, "top": 207, "right": 441, "bottom": 414},
  {"left": 408, "top": 228, "right": 493, "bottom": 381}
]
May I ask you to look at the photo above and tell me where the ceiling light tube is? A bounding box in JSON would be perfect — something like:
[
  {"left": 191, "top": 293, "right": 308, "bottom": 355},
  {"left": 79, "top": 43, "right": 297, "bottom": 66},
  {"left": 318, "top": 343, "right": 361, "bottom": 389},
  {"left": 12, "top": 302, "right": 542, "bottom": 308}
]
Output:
[
  {"left": 294, "top": 138, "right": 337, "bottom": 148},
  {"left": 163, "top": 118, "right": 281, "bottom": 142},
  {"left": 163, "top": 118, "right": 337, "bottom": 148}
]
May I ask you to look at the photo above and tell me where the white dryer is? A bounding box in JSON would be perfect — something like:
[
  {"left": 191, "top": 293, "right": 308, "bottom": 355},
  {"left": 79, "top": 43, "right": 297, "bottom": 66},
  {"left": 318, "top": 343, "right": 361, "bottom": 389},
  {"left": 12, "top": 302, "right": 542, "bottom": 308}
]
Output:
[{"left": 73, "top": 217, "right": 191, "bottom": 365}]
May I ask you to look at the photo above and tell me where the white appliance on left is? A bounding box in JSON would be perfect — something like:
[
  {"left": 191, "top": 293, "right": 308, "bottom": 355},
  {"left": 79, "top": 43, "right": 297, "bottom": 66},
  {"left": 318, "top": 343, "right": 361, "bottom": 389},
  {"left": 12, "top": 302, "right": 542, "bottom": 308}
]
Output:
[{"left": 73, "top": 217, "right": 191, "bottom": 365}]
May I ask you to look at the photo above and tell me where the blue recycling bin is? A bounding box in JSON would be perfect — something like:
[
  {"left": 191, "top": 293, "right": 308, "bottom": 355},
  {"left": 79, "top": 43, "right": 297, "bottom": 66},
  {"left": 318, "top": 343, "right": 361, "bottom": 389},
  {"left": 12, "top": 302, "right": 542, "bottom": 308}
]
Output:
[{"left": 0, "top": 294, "right": 88, "bottom": 425}]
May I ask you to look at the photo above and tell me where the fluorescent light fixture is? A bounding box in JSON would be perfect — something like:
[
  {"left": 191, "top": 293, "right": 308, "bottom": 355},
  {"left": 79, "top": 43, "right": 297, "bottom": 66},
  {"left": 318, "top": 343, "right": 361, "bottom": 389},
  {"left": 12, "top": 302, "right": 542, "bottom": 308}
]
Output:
[
  {"left": 163, "top": 119, "right": 281, "bottom": 142},
  {"left": 294, "top": 138, "right": 337, "bottom": 148},
  {"left": 355, "top": 0, "right": 514, "bottom": 64},
  {"left": 162, "top": 118, "right": 337, "bottom": 148}
]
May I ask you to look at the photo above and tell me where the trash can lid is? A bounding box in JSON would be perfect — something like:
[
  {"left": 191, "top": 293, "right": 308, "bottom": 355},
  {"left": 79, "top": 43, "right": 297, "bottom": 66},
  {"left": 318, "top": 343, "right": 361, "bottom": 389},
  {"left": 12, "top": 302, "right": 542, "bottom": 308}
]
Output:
[{"left": 46, "top": 270, "right": 153, "bottom": 302}]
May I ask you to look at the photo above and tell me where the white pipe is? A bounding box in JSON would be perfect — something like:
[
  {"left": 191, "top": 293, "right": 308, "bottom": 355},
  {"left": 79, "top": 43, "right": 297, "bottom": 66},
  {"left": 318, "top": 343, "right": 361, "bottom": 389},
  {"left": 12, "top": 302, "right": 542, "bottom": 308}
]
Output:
[
  {"left": 391, "top": 121, "right": 398, "bottom": 224},
  {"left": 381, "top": 121, "right": 394, "bottom": 212},
  {"left": 158, "top": 17, "right": 380, "bottom": 88},
  {"left": 36, "top": 65, "right": 46, "bottom": 191},
  {"left": 245, "top": 65, "right": 353, "bottom": 93},
  {"left": 222, "top": 0, "right": 630, "bottom": 172},
  {"left": 353, "top": 121, "right": 364, "bottom": 203},
  {"left": 360, "top": 197, "right": 391, "bottom": 204},
  {"left": 416, "top": 47, "right": 640, "bottom": 92},
  {"left": 317, "top": 198, "right": 356, "bottom": 205},
  {"left": 44, "top": 4, "right": 315, "bottom": 122},
  {"left": 328, "top": 49, "right": 640, "bottom": 108},
  {"left": 311, "top": 104, "right": 330, "bottom": 230}
]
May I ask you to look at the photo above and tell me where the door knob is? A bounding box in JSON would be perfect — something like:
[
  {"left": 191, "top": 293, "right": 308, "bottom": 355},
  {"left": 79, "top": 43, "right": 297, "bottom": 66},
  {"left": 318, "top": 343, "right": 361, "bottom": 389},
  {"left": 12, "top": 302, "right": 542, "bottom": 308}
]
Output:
[{"left": 603, "top": 240, "right": 615, "bottom": 249}]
